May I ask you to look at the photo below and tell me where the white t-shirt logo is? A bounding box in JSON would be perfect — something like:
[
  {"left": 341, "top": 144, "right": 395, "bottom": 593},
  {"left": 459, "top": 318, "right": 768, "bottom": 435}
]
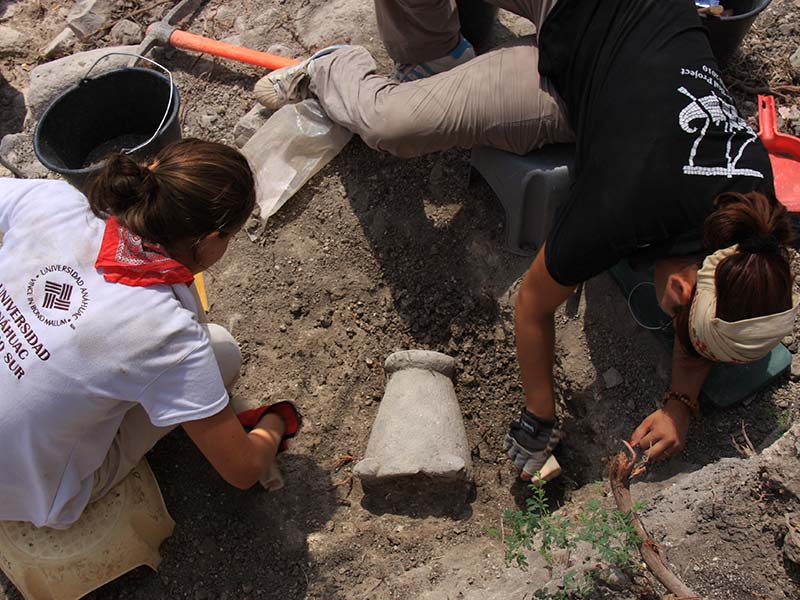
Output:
[{"left": 42, "top": 281, "right": 73, "bottom": 311}]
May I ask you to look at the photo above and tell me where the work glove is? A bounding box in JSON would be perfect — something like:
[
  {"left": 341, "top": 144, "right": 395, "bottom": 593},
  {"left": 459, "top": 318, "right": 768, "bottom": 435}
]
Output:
[
  {"left": 237, "top": 400, "right": 302, "bottom": 452},
  {"left": 504, "top": 409, "right": 563, "bottom": 479}
]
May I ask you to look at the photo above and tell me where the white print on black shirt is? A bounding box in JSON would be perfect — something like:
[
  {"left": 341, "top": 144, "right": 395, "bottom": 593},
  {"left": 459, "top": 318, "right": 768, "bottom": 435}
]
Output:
[
  {"left": 26, "top": 264, "right": 89, "bottom": 329},
  {"left": 677, "top": 77, "right": 764, "bottom": 180}
]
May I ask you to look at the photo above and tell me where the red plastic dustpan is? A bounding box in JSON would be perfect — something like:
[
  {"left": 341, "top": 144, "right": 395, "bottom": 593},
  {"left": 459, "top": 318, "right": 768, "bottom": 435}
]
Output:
[{"left": 757, "top": 95, "right": 800, "bottom": 212}]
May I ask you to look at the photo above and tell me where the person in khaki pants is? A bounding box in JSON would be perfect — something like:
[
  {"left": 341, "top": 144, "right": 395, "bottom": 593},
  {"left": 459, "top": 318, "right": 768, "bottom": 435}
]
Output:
[
  {"left": 255, "top": 0, "right": 798, "bottom": 486},
  {"left": 255, "top": 0, "right": 573, "bottom": 157}
]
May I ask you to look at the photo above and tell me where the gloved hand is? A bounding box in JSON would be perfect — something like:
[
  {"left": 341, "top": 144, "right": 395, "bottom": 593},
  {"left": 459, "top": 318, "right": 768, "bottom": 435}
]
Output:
[
  {"left": 504, "top": 409, "right": 563, "bottom": 480},
  {"left": 237, "top": 401, "right": 302, "bottom": 452}
]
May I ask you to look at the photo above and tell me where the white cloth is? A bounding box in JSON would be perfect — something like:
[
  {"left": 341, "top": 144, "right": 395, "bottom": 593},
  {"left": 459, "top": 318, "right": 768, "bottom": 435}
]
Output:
[
  {"left": 0, "top": 178, "right": 229, "bottom": 528},
  {"left": 689, "top": 244, "right": 800, "bottom": 363}
]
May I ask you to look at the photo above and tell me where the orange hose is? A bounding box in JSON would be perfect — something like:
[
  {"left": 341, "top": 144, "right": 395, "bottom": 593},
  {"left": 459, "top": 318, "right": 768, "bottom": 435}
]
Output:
[{"left": 169, "top": 29, "right": 301, "bottom": 70}]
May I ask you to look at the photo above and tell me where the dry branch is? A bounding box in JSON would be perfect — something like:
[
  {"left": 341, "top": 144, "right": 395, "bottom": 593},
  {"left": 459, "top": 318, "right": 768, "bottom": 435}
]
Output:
[{"left": 608, "top": 442, "right": 700, "bottom": 600}]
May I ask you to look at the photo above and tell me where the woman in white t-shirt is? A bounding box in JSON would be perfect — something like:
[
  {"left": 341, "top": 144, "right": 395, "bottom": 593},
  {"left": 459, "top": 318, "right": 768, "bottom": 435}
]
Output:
[{"left": 0, "top": 138, "right": 299, "bottom": 529}]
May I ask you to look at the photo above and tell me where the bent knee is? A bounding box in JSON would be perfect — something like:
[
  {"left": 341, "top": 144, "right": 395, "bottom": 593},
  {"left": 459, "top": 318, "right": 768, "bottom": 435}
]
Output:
[{"left": 361, "top": 116, "right": 431, "bottom": 158}]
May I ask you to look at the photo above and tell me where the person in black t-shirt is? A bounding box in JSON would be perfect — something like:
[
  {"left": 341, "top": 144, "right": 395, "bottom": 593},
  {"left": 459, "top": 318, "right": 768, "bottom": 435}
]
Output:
[
  {"left": 506, "top": 0, "right": 798, "bottom": 480},
  {"left": 255, "top": 0, "right": 798, "bottom": 481}
]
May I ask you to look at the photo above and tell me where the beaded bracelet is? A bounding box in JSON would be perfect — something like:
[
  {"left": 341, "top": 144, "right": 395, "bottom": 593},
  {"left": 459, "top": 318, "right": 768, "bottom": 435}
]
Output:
[{"left": 661, "top": 390, "right": 699, "bottom": 417}]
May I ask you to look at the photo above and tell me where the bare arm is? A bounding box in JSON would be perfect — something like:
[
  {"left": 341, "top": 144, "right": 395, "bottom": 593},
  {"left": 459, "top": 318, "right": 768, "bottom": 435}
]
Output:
[
  {"left": 182, "top": 405, "right": 285, "bottom": 489},
  {"left": 515, "top": 245, "right": 578, "bottom": 421}
]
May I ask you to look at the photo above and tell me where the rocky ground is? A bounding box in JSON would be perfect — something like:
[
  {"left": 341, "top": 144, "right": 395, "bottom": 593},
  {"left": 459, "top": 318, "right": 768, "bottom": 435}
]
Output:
[{"left": 1, "top": 0, "right": 800, "bottom": 599}]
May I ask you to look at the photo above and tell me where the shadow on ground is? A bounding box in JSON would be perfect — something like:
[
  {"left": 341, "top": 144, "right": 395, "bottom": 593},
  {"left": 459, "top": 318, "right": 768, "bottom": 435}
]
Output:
[
  {"left": 338, "top": 139, "right": 530, "bottom": 347},
  {"left": 0, "top": 72, "right": 24, "bottom": 140},
  {"left": 1, "top": 430, "right": 340, "bottom": 600}
]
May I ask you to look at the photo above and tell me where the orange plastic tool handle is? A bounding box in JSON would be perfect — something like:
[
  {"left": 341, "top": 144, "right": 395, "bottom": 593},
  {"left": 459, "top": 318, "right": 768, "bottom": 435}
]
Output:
[
  {"left": 757, "top": 95, "right": 777, "bottom": 143},
  {"left": 169, "top": 29, "right": 301, "bottom": 70}
]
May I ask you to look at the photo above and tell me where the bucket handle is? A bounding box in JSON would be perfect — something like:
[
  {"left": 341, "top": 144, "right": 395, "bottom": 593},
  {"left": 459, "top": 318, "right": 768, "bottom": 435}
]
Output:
[{"left": 81, "top": 52, "right": 176, "bottom": 156}]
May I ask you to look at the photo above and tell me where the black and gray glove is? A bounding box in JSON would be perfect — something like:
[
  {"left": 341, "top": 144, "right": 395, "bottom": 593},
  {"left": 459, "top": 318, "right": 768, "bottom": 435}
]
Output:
[{"left": 504, "top": 409, "right": 562, "bottom": 478}]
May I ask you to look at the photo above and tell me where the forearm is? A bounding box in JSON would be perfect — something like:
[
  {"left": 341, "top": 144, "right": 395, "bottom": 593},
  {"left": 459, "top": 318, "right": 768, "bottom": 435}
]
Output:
[
  {"left": 515, "top": 290, "right": 557, "bottom": 421},
  {"left": 670, "top": 338, "right": 712, "bottom": 402},
  {"left": 183, "top": 407, "right": 286, "bottom": 490}
]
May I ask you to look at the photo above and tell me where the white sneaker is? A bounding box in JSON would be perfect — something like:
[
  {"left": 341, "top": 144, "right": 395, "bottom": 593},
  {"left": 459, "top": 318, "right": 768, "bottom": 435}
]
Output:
[
  {"left": 254, "top": 46, "right": 344, "bottom": 110},
  {"left": 389, "top": 35, "right": 475, "bottom": 82}
]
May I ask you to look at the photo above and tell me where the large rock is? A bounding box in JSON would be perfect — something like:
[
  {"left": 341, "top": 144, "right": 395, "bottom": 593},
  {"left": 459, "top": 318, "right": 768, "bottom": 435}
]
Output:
[
  {"left": 27, "top": 45, "right": 137, "bottom": 120},
  {"left": 0, "top": 25, "right": 28, "bottom": 56},
  {"left": 67, "top": 0, "right": 114, "bottom": 39},
  {"left": 759, "top": 422, "right": 800, "bottom": 499},
  {"left": 354, "top": 350, "right": 472, "bottom": 496}
]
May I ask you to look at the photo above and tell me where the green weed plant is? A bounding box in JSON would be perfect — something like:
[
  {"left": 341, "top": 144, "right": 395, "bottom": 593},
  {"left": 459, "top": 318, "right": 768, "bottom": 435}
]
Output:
[{"left": 489, "top": 482, "right": 642, "bottom": 600}]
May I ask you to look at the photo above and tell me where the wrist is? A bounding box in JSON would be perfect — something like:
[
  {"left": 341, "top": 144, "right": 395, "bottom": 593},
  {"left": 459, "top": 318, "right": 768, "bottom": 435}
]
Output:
[
  {"left": 661, "top": 391, "right": 697, "bottom": 419},
  {"left": 255, "top": 412, "right": 286, "bottom": 437}
]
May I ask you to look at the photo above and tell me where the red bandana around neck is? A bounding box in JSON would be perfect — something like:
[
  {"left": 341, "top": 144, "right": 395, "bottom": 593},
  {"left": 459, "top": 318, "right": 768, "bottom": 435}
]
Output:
[{"left": 95, "top": 216, "right": 194, "bottom": 287}]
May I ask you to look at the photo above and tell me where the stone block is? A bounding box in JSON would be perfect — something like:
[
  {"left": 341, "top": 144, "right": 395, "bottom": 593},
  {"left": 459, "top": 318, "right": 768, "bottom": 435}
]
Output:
[{"left": 354, "top": 350, "right": 472, "bottom": 496}]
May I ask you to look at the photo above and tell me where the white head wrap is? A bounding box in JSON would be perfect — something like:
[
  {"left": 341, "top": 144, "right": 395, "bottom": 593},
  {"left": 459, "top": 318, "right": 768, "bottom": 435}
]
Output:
[{"left": 689, "top": 245, "right": 800, "bottom": 363}]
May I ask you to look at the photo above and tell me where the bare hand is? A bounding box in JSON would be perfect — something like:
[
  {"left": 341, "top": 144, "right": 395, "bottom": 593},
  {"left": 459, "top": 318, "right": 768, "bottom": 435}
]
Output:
[{"left": 629, "top": 399, "right": 691, "bottom": 462}]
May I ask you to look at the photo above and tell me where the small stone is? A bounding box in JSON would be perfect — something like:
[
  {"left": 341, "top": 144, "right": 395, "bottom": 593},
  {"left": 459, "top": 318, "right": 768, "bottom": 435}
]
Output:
[
  {"left": 602, "top": 367, "right": 624, "bottom": 389},
  {"left": 109, "top": 20, "right": 143, "bottom": 46},
  {"left": 790, "top": 46, "right": 800, "bottom": 77},
  {"left": 41, "top": 28, "right": 76, "bottom": 59},
  {"left": 289, "top": 301, "right": 305, "bottom": 318},
  {"left": 195, "top": 589, "right": 210, "bottom": 600},
  {"left": 200, "top": 113, "right": 218, "bottom": 128},
  {"left": 0, "top": 25, "right": 28, "bottom": 56},
  {"left": 198, "top": 537, "right": 216, "bottom": 555},
  {"left": 233, "top": 103, "right": 272, "bottom": 148},
  {"left": 266, "top": 43, "right": 291, "bottom": 57},
  {"left": 790, "top": 354, "right": 800, "bottom": 380},
  {"left": 234, "top": 16, "right": 249, "bottom": 34},
  {"left": 214, "top": 6, "right": 237, "bottom": 25}
]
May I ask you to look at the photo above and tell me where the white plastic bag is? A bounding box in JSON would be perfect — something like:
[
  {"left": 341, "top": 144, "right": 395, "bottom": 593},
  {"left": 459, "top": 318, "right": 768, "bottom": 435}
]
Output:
[{"left": 242, "top": 99, "right": 353, "bottom": 220}]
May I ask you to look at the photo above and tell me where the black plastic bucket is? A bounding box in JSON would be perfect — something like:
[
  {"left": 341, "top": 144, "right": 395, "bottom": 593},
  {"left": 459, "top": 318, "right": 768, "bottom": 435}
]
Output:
[
  {"left": 700, "top": 0, "right": 772, "bottom": 67},
  {"left": 34, "top": 66, "right": 181, "bottom": 192}
]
